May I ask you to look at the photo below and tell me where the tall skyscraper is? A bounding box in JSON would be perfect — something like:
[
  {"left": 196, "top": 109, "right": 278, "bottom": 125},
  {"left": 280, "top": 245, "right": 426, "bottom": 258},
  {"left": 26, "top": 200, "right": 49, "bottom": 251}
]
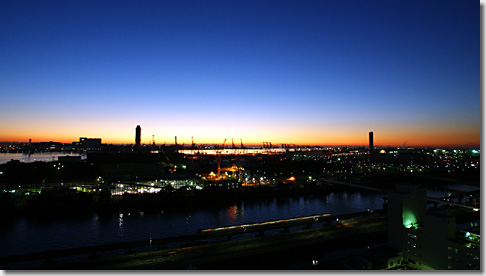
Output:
[
  {"left": 135, "top": 125, "right": 141, "bottom": 147},
  {"left": 369, "top": 131, "right": 374, "bottom": 156}
]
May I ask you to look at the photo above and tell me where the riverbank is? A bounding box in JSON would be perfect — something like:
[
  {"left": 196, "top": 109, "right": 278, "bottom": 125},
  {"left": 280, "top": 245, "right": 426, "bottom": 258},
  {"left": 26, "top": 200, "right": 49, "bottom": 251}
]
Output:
[{"left": 1, "top": 180, "right": 379, "bottom": 220}]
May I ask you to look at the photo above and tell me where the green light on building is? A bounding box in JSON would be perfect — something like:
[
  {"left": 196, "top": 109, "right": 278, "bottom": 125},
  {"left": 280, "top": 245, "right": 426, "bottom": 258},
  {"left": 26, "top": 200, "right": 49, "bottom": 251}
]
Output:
[{"left": 403, "top": 209, "right": 417, "bottom": 228}]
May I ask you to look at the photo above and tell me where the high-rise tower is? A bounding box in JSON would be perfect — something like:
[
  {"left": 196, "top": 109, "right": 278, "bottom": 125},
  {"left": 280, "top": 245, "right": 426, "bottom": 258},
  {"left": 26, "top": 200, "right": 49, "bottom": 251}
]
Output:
[
  {"left": 369, "top": 131, "right": 374, "bottom": 156},
  {"left": 135, "top": 125, "right": 141, "bottom": 147}
]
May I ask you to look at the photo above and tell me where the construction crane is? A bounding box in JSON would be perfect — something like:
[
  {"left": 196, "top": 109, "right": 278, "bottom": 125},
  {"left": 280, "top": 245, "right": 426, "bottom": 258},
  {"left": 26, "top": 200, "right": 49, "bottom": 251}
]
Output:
[
  {"left": 159, "top": 147, "right": 176, "bottom": 173},
  {"left": 217, "top": 139, "right": 227, "bottom": 179},
  {"left": 240, "top": 139, "right": 244, "bottom": 149},
  {"left": 232, "top": 138, "right": 236, "bottom": 149}
]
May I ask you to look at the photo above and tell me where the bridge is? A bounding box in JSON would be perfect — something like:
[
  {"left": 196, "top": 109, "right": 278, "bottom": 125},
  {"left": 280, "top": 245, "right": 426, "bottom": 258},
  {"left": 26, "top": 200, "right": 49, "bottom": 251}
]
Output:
[
  {"left": 428, "top": 198, "right": 480, "bottom": 211},
  {"left": 321, "top": 179, "right": 383, "bottom": 192},
  {"left": 197, "top": 210, "right": 382, "bottom": 238},
  {"left": 323, "top": 179, "right": 480, "bottom": 211}
]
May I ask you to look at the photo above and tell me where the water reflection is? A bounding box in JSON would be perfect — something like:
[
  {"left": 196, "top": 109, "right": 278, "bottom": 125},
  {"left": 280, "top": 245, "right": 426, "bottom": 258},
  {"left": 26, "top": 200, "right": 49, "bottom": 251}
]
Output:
[
  {"left": 117, "top": 213, "right": 124, "bottom": 237},
  {"left": 0, "top": 152, "right": 85, "bottom": 164},
  {"left": 0, "top": 191, "right": 385, "bottom": 257},
  {"left": 227, "top": 205, "right": 238, "bottom": 225}
]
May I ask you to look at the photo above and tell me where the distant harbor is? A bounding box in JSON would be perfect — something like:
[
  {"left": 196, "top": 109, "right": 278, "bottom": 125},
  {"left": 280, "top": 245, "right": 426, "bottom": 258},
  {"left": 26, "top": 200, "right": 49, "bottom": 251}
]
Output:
[
  {"left": 0, "top": 152, "right": 85, "bottom": 165},
  {"left": 179, "top": 148, "right": 287, "bottom": 155}
]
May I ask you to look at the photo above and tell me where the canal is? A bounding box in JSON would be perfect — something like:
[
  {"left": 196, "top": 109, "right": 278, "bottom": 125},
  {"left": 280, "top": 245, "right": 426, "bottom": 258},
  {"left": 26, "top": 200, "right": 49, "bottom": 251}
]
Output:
[{"left": 0, "top": 190, "right": 385, "bottom": 257}]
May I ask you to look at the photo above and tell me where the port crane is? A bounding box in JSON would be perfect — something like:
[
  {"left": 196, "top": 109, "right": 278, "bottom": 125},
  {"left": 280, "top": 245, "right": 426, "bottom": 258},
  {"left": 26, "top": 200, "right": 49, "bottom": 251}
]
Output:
[
  {"left": 150, "top": 135, "right": 175, "bottom": 173},
  {"left": 192, "top": 136, "right": 196, "bottom": 150},
  {"left": 232, "top": 138, "right": 237, "bottom": 154},
  {"left": 216, "top": 139, "right": 226, "bottom": 179},
  {"left": 159, "top": 147, "right": 176, "bottom": 173}
]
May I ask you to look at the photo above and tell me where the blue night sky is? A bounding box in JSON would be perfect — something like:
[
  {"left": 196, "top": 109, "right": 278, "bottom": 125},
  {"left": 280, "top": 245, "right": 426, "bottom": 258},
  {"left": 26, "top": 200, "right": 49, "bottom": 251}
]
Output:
[{"left": 0, "top": 0, "right": 480, "bottom": 147}]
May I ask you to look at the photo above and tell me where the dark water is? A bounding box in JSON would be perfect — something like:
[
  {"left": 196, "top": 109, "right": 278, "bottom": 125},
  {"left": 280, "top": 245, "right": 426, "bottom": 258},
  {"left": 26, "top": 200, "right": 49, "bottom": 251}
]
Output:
[
  {"left": 0, "top": 191, "right": 386, "bottom": 257},
  {"left": 1, "top": 188, "right": 452, "bottom": 258}
]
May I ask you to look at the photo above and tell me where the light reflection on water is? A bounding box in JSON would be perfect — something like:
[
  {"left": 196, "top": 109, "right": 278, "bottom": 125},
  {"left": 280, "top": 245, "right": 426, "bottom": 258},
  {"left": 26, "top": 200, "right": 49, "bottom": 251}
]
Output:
[
  {"left": 0, "top": 191, "right": 386, "bottom": 257},
  {"left": 117, "top": 213, "right": 124, "bottom": 237}
]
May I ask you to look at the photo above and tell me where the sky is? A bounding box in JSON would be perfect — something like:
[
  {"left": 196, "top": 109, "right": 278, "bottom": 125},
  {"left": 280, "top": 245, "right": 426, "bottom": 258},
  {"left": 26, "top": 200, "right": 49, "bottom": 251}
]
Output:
[{"left": 0, "top": 0, "right": 480, "bottom": 147}]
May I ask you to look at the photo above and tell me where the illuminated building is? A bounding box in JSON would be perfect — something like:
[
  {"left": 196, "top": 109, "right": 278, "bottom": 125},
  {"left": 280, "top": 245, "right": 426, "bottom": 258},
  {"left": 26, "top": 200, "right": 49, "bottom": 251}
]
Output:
[
  {"left": 388, "top": 184, "right": 427, "bottom": 252},
  {"left": 135, "top": 125, "right": 141, "bottom": 147},
  {"left": 387, "top": 183, "right": 480, "bottom": 270},
  {"left": 201, "top": 164, "right": 245, "bottom": 189}
]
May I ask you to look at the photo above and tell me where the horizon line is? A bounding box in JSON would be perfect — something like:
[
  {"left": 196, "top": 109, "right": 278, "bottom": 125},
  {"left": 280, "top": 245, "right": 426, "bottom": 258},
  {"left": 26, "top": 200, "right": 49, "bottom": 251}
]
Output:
[{"left": 0, "top": 140, "right": 480, "bottom": 149}]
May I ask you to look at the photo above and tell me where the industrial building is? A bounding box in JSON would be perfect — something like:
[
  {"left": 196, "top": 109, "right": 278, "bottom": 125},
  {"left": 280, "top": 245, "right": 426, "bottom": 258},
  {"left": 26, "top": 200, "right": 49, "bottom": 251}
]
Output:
[
  {"left": 385, "top": 183, "right": 480, "bottom": 270},
  {"left": 74, "top": 137, "right": 102, "bottom": 150}
]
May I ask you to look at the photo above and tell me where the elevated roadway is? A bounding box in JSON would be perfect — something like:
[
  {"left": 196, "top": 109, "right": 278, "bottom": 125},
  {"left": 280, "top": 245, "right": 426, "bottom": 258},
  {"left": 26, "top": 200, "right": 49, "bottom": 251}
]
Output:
[
  {"left": 324, "top": 179, "right": 480, "bottom": 210},
  {"left": 321, "top": 179, "right": 383, "bottom": 192}
]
